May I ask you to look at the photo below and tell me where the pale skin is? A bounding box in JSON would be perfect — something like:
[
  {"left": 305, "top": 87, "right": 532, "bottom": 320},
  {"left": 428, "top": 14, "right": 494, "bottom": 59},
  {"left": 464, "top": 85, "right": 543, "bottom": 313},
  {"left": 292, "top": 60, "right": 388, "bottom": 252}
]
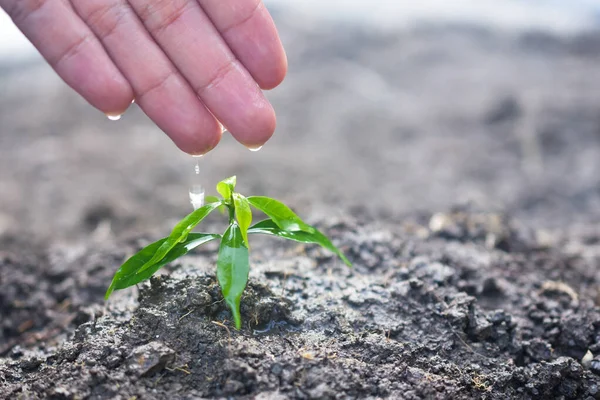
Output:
[{"left": 0, "top": 0, "right": 287, "bottom": 154}]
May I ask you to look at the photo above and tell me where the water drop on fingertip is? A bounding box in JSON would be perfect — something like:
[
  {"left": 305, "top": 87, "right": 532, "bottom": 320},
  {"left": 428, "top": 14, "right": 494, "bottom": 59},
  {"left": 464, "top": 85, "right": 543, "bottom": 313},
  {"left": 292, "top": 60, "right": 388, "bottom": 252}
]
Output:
[
  {"left": 248, "top": 145, "right": 263, "bottom": 152},
  {"left": 217, "top": 121, "right": 228, "bottom": 134},
  {"left": 106, "top": 113, "right": 122, "bottom": 121}
]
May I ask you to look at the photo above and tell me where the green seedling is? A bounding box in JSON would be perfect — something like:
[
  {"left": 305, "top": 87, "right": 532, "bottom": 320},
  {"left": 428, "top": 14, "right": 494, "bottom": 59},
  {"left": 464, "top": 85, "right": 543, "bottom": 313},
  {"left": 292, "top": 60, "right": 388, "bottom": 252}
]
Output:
[{"left": 105, "top": 176, "right": 351, "bottom": 329}]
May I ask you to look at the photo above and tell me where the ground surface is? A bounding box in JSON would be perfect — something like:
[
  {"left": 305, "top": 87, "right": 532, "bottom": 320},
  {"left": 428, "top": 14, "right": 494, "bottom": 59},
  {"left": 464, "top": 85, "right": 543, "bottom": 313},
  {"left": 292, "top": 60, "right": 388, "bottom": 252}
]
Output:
[{"left": 2, "top": 9, "right": 600, "bottom": 400}]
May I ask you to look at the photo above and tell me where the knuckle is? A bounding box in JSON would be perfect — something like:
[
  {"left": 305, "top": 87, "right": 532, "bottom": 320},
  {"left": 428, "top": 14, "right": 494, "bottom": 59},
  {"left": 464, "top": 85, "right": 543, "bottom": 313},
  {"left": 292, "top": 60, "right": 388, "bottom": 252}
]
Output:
[
  {"left": 5, "top": 0, "right": 51, "bottom": 23},
  {"left": 51, "top": 32, "right": 94, "bottom": 66},
  {"left": 221, "top": 0, "right": 262, "bottom": 35},
  {"left": 83, "top": 1, "right": 127, "bottom": 40},
  {"left": 137, "top": 0, "right": 191, "bottom": 35},
  {"left": 137, "top": 71, "right": 174, "bottom": 100},
  {"left": 195, "top": 59, "right": 237, "bottom": 95}
]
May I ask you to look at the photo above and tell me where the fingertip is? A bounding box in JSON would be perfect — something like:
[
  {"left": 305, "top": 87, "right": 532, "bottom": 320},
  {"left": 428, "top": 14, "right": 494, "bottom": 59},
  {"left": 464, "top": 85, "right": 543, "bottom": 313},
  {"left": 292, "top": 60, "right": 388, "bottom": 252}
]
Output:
[
  {"left": 100, "top": 76, "right": 135, "bottom": 117},
  {"left": 210, "top": 0, "right": 288, "bottom": 91},
  {"left": 236, "top": 100, "right": 276, "bottom": 148},
  {"left": 175, "top": 119, "right": 224, "bottom": 156},
  {"left": 67, "top": 57, "right": 134, "bottom": 116},
  {"left": 256, "top": 51, "right": 287, "bottom": 90},
  {"left": 52, "top": 35, "right": 135, "bottom": 116}
]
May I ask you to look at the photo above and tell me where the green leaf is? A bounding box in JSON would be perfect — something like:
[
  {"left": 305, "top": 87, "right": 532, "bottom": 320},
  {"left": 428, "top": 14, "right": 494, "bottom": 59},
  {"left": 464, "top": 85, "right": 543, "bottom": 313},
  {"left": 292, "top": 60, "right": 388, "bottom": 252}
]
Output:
[
  {"left": 205, "top": 195, "right": 221, "bottom": 204},
  {"left": 233, "top": 193, "right": 252, "bottom": 249},
  {"left": 105, "top": 233, "right": 221, "bottom": 299},
  {"left": 247, "top": 196, "right": 314, "bottom": 233},
  {"left": 216, "top": 176, "right": 236, "bottom": 200},
  {"left": 206, "top": 195, "right": 226, "bottom": 214},
  {"left": 216, "top": 224, "right": 249, "bottom": 330},
  {"left": 137, "top": 201, "right": 221, "bottom": 274},
  {"left": 248, "top": 219, "right": 351, "bottom": 267}
]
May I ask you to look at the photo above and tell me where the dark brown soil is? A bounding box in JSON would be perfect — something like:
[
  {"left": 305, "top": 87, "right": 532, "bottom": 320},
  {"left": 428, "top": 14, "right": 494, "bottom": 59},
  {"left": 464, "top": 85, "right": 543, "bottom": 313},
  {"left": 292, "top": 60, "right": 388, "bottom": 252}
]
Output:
[
  {"left": 3, "top": 212, "right": 600, "bottom": 399},
  {"left": 2, "top": 10, "right": 600, "bottom": 400}
]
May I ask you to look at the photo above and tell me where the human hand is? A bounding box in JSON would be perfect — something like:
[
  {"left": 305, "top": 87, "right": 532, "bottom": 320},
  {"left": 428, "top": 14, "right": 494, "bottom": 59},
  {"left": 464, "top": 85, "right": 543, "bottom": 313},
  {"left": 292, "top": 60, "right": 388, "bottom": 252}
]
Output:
[{"left": 1, "top": 0, "right": 287, "bottom": 154}]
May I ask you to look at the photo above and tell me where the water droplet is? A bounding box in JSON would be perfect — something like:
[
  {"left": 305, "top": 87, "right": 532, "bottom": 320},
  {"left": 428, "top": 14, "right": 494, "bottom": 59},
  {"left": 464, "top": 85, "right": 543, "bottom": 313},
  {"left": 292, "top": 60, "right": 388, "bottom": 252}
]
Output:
[
  {"left": 192, "top": 155, "right": 202, "bottom": 174},
  {"left": 189, "top": 184, "right": 205, "bottom": 210},
  {"left": 189, "top": 156, "right": 204, "bottom": 209},
  {"left": 131, "top": 98, "right": 136, "bottom": 104},
  {"left": 106, "top": 113, "right": 122, "bottom": 121},
  {"left": 248, "top": 145, "right": 263, "bottom": 152}
]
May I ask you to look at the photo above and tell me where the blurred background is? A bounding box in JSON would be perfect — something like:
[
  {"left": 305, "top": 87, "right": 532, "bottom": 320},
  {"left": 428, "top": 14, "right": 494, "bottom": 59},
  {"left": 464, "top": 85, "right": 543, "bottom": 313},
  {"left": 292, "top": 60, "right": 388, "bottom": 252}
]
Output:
[{"left": 2, "top": 0, "right": 600, "bottom": 240}]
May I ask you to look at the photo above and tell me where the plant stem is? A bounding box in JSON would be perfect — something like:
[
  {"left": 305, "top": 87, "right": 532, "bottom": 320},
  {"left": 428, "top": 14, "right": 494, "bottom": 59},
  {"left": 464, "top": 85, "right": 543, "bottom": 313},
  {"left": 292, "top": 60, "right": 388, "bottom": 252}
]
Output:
[{"left": 227, "top": 201, "right": 235, "bottom": 225}]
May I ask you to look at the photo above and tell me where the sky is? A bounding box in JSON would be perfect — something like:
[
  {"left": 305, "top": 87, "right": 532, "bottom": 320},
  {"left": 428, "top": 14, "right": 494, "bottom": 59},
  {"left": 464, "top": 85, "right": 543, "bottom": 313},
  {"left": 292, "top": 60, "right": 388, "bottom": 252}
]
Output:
[{"left": 1, "top": 0, "right": 600, "bottom": 63}]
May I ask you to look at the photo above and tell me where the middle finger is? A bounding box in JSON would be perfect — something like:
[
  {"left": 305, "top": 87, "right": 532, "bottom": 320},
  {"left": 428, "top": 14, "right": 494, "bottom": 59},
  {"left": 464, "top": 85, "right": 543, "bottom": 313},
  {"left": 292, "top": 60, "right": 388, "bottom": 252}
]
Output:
[{"left": 127, "top": 0, "right": 277, "bottom": 148}]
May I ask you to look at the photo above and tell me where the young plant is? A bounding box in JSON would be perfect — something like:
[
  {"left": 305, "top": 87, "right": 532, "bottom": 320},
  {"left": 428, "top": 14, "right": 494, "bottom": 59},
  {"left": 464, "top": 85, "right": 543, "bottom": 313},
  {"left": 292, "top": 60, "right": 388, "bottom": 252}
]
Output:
[{"left": 105, "top": 176, "right": 351, "bottom": 329}]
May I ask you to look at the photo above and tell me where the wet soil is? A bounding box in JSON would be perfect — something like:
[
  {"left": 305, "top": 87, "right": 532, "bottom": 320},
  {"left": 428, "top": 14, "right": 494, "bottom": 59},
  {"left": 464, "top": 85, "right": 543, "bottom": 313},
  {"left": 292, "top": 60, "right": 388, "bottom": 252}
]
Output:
[
  {"left": 3, "top": 11, "right": 600, "bottom": 400},
  {"left": 3, "top": 211, "right": 600, "bottom": 399}
]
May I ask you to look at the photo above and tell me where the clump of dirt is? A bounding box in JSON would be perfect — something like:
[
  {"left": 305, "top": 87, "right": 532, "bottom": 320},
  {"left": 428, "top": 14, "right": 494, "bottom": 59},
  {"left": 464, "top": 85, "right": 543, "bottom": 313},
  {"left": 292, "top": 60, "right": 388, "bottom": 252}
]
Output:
[
  {"left": 2, "top": 211, "right": 600, "bottom": 399},
  {"left": 0, "top": 236, "right": 125, "bottom": 356}
]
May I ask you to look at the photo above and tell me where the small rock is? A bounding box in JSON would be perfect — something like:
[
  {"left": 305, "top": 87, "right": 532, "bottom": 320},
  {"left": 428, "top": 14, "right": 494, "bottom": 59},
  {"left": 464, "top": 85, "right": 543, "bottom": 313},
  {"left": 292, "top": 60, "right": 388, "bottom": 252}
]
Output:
[
  {"left": 429, "top": 213, "right": 452, "bottom": 233},
  {"left": 408, "top": 278, "right": 424, "bottom": 290},
  {"left": 490, "top": 309, "right": 507, "bottom": 324},
  {"left": 9, "top": 345, "right": 24, "bottom": 359},
  {"left": 85, "top": 358, "right": 97, "bottom": 366},
  {"left": 582, "top": 350, "right": 593, "bottom": 369},
  {"left": 50, "top": 386, "right": 70, "bottom": 400},
  {"left": 390, "top": 280, "right": 411, "bottom": 298},
  {"left": 73, "top": 307, "right": 95, "bottom": 325},
  {"left": 540, "top": 281, "right": 579, "bottom": 307},
  {"left": 524, "top": 339, "right": 553, "bottom": 362},
  {"left": 128, "top": 341, "right": 175, "bottom": 377},
  {"left": 104, "top": 354, "right": 123, "bottom": 369},
  {"left": 56, "top": 343, "right": 82, "bottom": 363},
  {"left": 468, "top": 311, "right": 493, "bottom": 340},
  {"left": 480, "top": 277, "right": 505, "bottom": 297},
  {"left": 19, "top": 357, "right": 42, "bottom": 371}
]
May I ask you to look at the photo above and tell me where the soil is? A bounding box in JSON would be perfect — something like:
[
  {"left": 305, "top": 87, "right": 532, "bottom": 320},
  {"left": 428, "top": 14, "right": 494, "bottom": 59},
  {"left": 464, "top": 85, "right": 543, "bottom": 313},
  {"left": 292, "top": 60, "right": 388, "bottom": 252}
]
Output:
[{"left": 3, "top": 10, "right": 600, "bottom": 400}]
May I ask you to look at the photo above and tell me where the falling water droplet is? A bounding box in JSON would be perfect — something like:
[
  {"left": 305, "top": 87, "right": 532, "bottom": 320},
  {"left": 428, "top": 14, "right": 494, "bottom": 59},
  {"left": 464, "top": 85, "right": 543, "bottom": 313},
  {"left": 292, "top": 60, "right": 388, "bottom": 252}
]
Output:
[
  {"left": 106, "top": 113, "right": 122, "bottom": 121},
  {"left": 189, "top": 184, "right": 205, "bottom": 210},
  {"left": 248, "top": 145, "right": 263, "bottom": 152},
  {"left": 192, "top": 154, "right": 202, "bottom": 174},
  {"left": 189, "top": 155, "right": 204, "bottom": 209}
]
